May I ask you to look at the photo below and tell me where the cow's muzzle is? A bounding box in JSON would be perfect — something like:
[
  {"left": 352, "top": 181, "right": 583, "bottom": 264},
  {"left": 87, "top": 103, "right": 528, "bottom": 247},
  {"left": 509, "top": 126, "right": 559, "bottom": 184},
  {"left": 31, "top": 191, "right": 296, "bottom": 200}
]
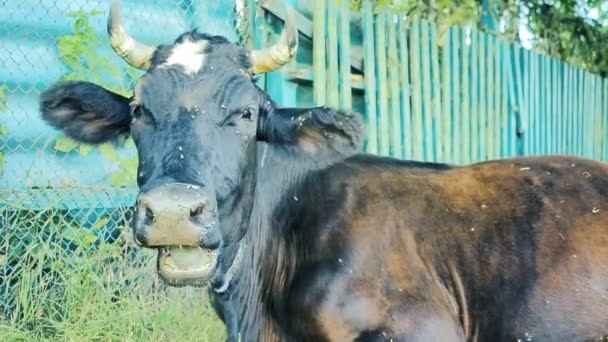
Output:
[{"left": 133, "top": 183, "right": 221, "bottom": 286}]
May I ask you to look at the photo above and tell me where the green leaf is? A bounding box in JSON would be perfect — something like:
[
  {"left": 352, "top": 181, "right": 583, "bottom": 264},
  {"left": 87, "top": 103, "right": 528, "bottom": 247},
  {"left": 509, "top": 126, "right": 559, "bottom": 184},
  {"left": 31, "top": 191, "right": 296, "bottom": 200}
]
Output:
[
  {"left": 79, "top": 144, "right": 94, "bottom": 156},
  {"left": 54, "top": 135, "right": 80, "bottom": 153},
  {"left": 91, "top": 217, "right": 110, "bottom": 231}
]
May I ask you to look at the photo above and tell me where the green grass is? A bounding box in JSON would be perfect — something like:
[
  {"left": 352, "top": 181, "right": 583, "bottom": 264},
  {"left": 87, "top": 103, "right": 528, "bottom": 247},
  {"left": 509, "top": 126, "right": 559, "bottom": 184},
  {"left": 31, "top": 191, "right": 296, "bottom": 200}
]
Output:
[{"left": 0, "top": 208, "right": 226, "bottom": 341}]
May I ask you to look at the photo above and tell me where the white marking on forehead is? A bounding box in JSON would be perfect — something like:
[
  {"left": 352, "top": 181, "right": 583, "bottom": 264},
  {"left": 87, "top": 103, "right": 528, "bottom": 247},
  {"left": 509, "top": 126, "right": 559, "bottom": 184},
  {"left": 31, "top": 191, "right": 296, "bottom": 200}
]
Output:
[{"left": 162, "top": 39, "right": 208, "bottom": 74}]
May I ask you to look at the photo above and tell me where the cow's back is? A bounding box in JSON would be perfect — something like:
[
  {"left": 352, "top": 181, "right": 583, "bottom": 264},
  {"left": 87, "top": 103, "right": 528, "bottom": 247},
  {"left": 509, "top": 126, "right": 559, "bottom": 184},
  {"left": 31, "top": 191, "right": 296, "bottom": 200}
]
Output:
[
  {"left": 289, "top": 155, "right": 608, "bottom": 341},
  {"left": 413, "top": 155, "right": 608, "bottom": 340}
]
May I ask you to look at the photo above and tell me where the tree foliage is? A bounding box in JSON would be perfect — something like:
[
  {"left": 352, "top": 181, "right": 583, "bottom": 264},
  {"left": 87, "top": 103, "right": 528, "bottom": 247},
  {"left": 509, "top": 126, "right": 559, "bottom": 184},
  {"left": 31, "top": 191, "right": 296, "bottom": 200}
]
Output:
[{"left": 353, "top": 0, "right": 608, "bottom": 77}]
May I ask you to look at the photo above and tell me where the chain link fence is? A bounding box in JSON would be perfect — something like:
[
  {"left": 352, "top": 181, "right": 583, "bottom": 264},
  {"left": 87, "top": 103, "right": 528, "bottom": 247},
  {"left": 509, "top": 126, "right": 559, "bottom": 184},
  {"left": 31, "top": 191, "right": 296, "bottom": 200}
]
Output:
[{"left": 0, "top": 0, "right": 248, "bottom": 339}]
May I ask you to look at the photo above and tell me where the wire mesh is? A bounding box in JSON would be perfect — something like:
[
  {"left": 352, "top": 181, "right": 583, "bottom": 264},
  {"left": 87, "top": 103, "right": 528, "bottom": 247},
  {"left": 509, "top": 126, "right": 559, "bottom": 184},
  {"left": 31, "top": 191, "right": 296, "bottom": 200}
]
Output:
[{"left": 0, "top": 0, "right": 242, "bottom": 339}]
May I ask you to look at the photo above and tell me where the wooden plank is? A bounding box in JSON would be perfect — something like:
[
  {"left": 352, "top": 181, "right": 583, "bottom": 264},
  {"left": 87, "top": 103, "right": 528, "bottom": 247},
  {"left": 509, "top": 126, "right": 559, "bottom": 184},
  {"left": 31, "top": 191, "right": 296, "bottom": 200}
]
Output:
[
  {"left": 595, "top": 75, "right": 602, "bottom": 158},
  {"left": 501, "top": 41, "right": 511, "bottom": 157},
  {"left": 585, "top": 72, "right": 597, "bottom": 158},
  {"left": 478, "top": 32, "right": 486, "bottom": 161},
  {"left": 430, "top": 23, "right": 443, "bottom": 162},
  {"left": 567, "top": 65, "right": 574, "bottom": 155},
  {"left": 460, "top": 29, "right": 471, "bottom": 164},
  {"left": 604, "top": 79, "right": 608, "bottom": 161},
  {"left": 421, "top": 21, "right": 434, "bottom": 161},
  {"left": 398, "top": 19, "right": 412, "bottom": 160},
  {"left": 519, "top": 50, "right": 533, "bottom": 156},
  {"left": 261, "top": 0, "right": 364, "bottom": 72},
  {"left": 338, "top": 0, "right": 352, "bottom": 110},
  {"left": 543, "top": 57, "right": 549, "bottom": 154},
  {"left": 553, "top": 59, "right": 560, "bottom": 155},
  {"left": 285, "top": 63, "right": 364, "bottom": 90},
  {"left": 327, "top": 0, "right": 339, "bottom": 108},
  {"left": 532, "top": 52, "right": 539, "bottom": 156},
  {"left": 313, "top": 0, "right": 327, "bottom": 105},
  {"left": 362, "top": 2, "right": 378, "bottom": 154},
  {"left": 511, "top": 44, "right": 525, "bottom": 157},
  {"left": 548, "top": 58, "right": 554, "bottom": 154},
  {"left": 440, "top": 28, "right": 452, "bottom": 162},
  {"left": 387, "top": 15, "right": 402, "bottom": 158},
  {"left": 577, "top": 69, "right": 584, "bottom": 156},
  {"left": 555, "top": 60, "right": 562, "bottom": 155},
  {"left": 375, "top": 12, "right": 390, "bottom": 156},
  {"left": 409, "top": 21, "right": 424, "bottom": 160},
  {"left": 451, "top": 28, "right": 461, "bottom": 163},
  {"left": 470, "top": 30, "right": 479, "bottom": 162},
  {"left": 486, "top": 34, "right": 495, "bottom": 159}
]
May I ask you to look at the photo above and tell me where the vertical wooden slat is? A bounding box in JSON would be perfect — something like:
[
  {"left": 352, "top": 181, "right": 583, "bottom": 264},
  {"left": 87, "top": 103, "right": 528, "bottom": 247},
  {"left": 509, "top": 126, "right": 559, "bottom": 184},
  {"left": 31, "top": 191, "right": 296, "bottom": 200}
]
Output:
[
  {"left": 421, "top": 21, "right": 434, "bottom": 161},
  {"left": 461, "top": 29, "right": 471, "bottom": 164},
  {"left": 554, "top": 60, "right": 562, "bottom": 155},
  {"left": 595, "top": 75, "right": 601, "bottom": 158},
  {"left": 541, "top": 57, "right": 547, "bottom": 155},
  {"left": 568, "top": 65, "right": 575, "bottom": 155},
  {"left": 470, "top": 31, "right": 479, "bottom": 162},
  {"left": 410, "top": 21, "right": 424, "bottom": 160},
  {"left": 387, "top": 15, "right": 402, "bottom": 158},
  {"left": 430, "top": 24, "right": 443, "bottom": 162},
  {"left": 441, "top": 30, "right": 452, "bottom": 162},
  {"left": 501, "top": 42, "right": 511, "bottom": 157},
  {"left": 313, "top": 0, "right": 326, "bottom": 106},
  {"left": 561, "top": 64, "right": 567, "bottom": 155},
  {"left": 492, "top": 39, "right": 501, "bottom": 158},
  {"left": 564, "top": 65, "right": 571, "bottom": 154},
  {"left": 521, "top": 48, "right": 530, "bottom": 155},
  {"left": 479, "top": 33, "right": 487, "bottom": 160},
  {"left": 326, "top": 0, "right": 339, "bottom": 108},
  {"left": 338, "top": 0, "right": 352, "bottom": 110},
  {"left": 361, "top": 2, "right": 377, "bottom": 154},
  {"left": 375, "top": 12, "right": 390, "bottom": 156},
  {"left": 554, "top": 59, "right": 560, "bottom": 155},
  {"left": 398, "top": 20, "right": 412, "bottom": 160},
  {"left": 532, "top": 52, "right": 540, "bottom": 156},
  {"left": 572, "top": 68, "right": 583, "bottom": 155},
  {"left": 486, "top": 35, "right": 495, "bottom": 160},
  {"left": 579, "top": 70, "right": 585, "bottom": 156},
  {"left": 451, "top": 28, "right": 461, "bottom": 163},
  {"left": 512, "top": 44, "right": 525, "bottom": 157},
  {"left": 604, "top": 79, "right": 608, "bottom": 161}
]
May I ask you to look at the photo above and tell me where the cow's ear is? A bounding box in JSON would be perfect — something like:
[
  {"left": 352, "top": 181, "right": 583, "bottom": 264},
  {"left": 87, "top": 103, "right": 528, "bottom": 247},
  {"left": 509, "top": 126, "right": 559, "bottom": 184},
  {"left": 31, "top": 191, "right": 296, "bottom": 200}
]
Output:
[
  {"left": 39, "top": 81, "right": 132, "bottom": 144},
  {"left": 258, "top": 105, "right": 365, "bottom": 155}
]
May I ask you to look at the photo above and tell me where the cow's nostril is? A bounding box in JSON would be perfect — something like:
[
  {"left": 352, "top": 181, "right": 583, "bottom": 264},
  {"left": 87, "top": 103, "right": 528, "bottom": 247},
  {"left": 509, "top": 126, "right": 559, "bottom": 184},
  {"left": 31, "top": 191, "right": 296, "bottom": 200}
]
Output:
[
  {"left": 189, "top": 204, "right": 205, "bottom": 219},
  {"left": 144, "top": 206, "right": 155, "bottom": 226}
]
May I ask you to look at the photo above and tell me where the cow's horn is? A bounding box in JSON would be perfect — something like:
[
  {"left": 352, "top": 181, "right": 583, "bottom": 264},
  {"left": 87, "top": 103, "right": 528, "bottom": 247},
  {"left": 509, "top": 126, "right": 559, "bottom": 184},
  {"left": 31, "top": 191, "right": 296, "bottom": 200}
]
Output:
[
  {"left": 249, "top": 7, "right": 298, "bottom": 75},
  {"left": 108, "top": 0, "right": 156, "bottom": 70}
]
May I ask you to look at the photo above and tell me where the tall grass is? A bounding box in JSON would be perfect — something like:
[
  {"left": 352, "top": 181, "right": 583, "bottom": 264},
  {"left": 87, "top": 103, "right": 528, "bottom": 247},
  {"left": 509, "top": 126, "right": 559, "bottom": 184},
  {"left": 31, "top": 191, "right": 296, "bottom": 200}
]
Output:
[{"left": 0, "top": 206, "right": 225, "bottom": 341}]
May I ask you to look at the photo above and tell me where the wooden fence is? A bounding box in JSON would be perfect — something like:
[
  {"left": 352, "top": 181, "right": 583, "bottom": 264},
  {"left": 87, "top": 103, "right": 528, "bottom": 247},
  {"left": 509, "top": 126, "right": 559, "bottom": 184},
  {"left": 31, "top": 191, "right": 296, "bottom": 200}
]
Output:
[{"left": 305, "top": 1, "right": 608, "bottom": 165}]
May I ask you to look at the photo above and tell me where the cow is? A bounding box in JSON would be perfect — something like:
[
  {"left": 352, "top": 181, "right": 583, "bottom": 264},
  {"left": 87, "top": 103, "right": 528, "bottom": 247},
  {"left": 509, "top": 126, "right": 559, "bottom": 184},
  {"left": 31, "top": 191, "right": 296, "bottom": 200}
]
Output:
[{"left": 38, "top": 0, "right": 608, "bottom": 340}]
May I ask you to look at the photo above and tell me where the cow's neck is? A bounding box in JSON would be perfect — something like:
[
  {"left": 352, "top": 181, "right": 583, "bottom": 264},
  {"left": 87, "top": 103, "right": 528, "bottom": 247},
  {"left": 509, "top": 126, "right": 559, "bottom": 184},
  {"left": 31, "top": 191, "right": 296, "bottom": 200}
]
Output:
[{"left": 211, "top": 142, "right": 352, "bottom": 341}]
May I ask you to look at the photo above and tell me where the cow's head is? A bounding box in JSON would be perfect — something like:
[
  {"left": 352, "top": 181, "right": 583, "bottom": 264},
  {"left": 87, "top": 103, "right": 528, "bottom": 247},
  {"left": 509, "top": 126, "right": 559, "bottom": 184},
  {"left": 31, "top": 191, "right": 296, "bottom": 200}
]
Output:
[{"left": 39, "top": 0, "right": 363, "bottom": 287}]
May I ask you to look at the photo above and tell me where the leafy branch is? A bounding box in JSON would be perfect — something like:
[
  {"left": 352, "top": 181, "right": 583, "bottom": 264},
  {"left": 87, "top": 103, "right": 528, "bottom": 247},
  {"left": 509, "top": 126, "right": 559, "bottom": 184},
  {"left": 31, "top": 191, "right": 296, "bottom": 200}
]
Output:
[{"left": 54, "top": 10, "right": 141, "bottom": 187}]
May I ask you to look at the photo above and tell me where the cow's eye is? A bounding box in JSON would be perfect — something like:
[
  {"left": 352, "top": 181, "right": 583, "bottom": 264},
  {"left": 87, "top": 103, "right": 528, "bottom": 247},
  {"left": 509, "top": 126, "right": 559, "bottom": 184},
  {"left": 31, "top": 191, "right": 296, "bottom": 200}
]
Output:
[
  {"left": 132, "top": 106, "right": 142, "bottom": 118},
  {"left": 241, "top": 107, "right": 253, "bottom": 121}
]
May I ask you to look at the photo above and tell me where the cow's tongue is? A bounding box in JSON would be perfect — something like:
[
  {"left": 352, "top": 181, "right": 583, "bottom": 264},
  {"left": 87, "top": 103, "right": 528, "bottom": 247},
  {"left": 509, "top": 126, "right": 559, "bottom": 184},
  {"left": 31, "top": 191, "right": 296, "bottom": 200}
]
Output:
[{"left": 157, "top": 246, "right": 218, "bottom": 283}]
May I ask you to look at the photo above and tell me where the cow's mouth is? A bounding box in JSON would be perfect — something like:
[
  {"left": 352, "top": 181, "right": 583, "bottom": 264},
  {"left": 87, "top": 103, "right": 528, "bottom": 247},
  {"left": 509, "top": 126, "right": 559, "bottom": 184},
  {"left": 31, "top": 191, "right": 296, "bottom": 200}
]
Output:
[{"left": 157, "top": 246, "right": 219, "bottom": 287}]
